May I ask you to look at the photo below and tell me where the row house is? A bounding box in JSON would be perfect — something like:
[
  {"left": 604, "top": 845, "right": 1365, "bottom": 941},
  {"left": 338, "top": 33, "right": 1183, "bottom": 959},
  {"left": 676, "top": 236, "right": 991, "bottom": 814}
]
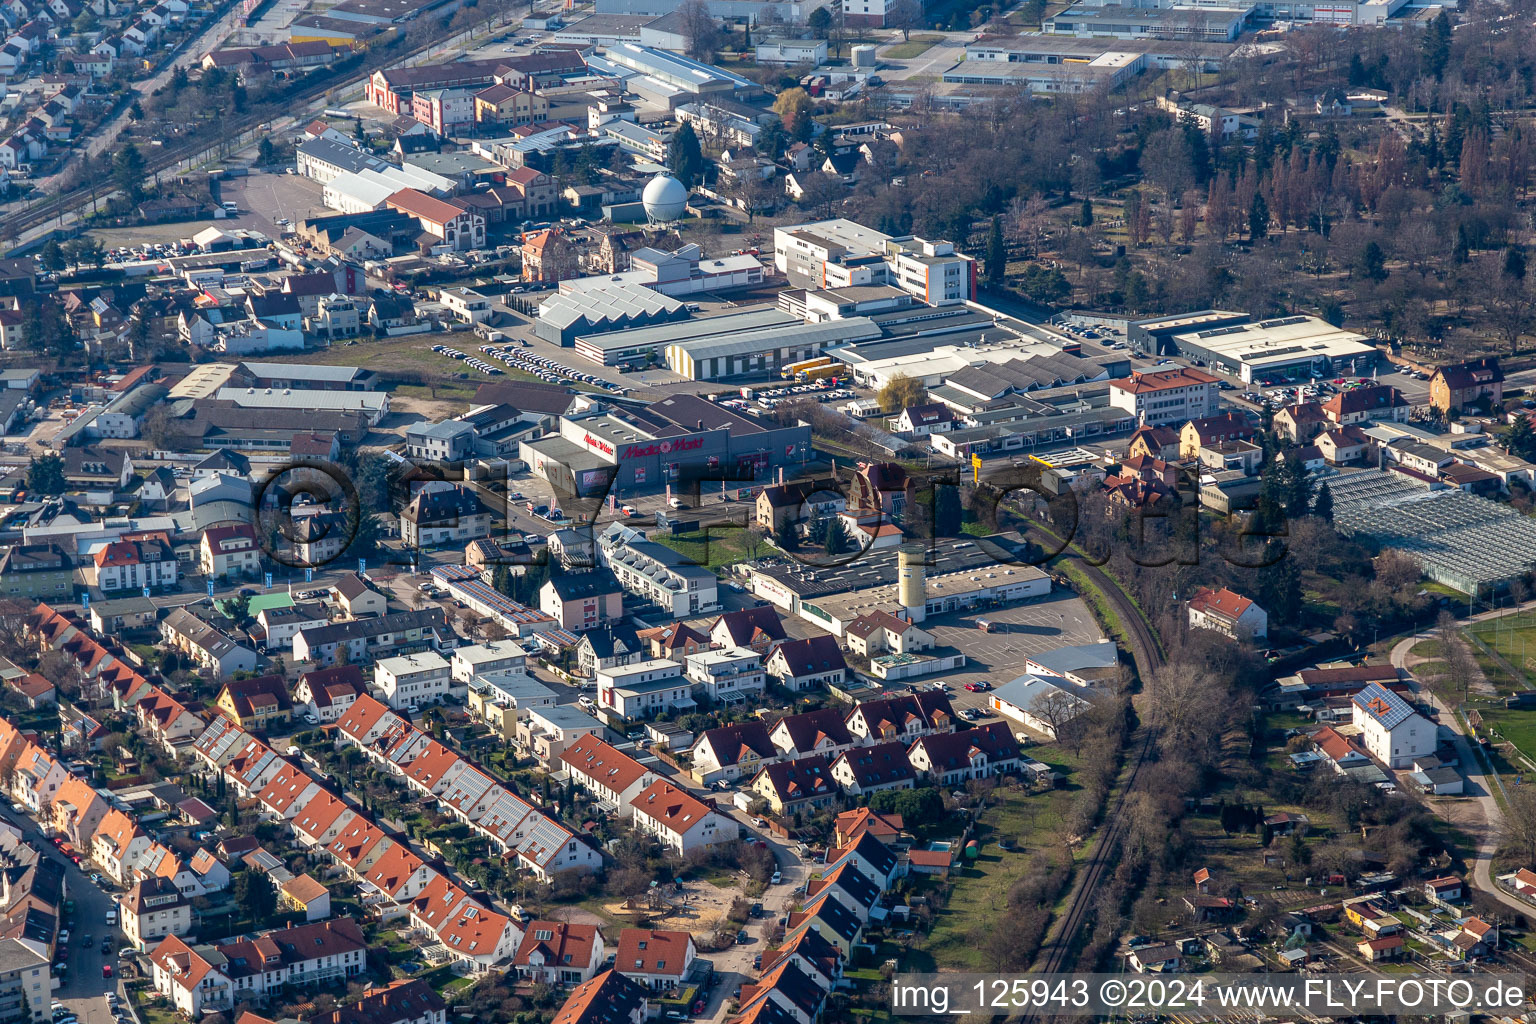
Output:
[
  {"left": 10, "top": 742, "right": 66, "bottom": 814},
  {"left": 629, "top": 781, "right": 730, "bottom": 855},
  {"left": 136, "top": 687, "right": 204, "bottom": 754},
  {"left": 47, "top": 774, "right": 108, "bottom": 847},
  {"left": 294, "top": 665, "right": 367, "bottom": 723},
  {"left": 121, "top": 876, "right": 194, "bottom": 952},
  {"left": 148, "top": 919, "right": 368, "bottom": 1017},
  {"left": 92, "top": 807, "right": 154, "bottom": 885},
  {"left": 338, "top": 696, "right": 600, "bottom": 882},
  {"left": 558, "top": 734, "right": 657, "bottom": 819}
]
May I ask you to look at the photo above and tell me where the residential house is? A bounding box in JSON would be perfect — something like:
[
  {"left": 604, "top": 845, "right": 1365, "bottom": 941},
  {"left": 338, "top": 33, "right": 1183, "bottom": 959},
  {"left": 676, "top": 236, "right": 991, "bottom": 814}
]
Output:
[
  {"left": 765, "top": 635, "right": 847, "bottom": 692},
  {"left": 746, "top": 754, "right": 837, "bottom": 815},
  {"left": 373, "top": 652, "right": 452, "bottom": 709},
  {"left": 1321, "top": 385, "right": 1409, "bottom": 427},
  {"left": 1431, "top": 358, "right": 1504, "bottom": 415},
  {"left": 200, "top": 524, "right": 261, "bottom": 580},
  {"left": 1125, "top": 424, "right": 1181, "bottom": 462},
  {"left": 709, "top": 607, "right": 786, "bottom": 655},
  {"left": 546, "top": 971, "right": 647, "bottom": 1024},
  {"left": 120, "top": 876, "right": 193, "bottom": 951},
  {"left": 843, "top": 612, "right": 934, "bottom": 659},
  {"left": 1178, "top": 412, "right": 1256, "bottom": 460},
  {"left": 331, "top": 572, "right": 388, "bottom": 619},
  {"left": 512, "top": 922, "right": 605, "bottom": 985},
  {"left": 1316, "top": 425, "right": 1370, "bottom": 465},
  {"left": 558, "top": 734, "right": 657, "bottom": 818},
  {"left": 538, "top": 570, "right": 623, "bottom": 633},
  {"left": 161, "top": 606, "right": 260, "bottom": 677},
  {"left": 1187, "top": 587, "right": 1268, "bottom": 641},
  {"left": 630, "top": 781, "right": 730, "bottom": 854},
  {"left": 613, "top": 929, "right": 695, "bottom": 991},
  {"left": 829, "top": 742, "right": 915, "bottom": 797},
  {"left": 214, "top": 674, "right": 293, "bottom": 730},
  {"left": 1351, "top": 682, "right": 1435, "bottom": 769},
  {"left": 574, "top": 625, "right": 644, "bottom": 679},
  {"left": 688, "top": 720, "right": 778, "bottom": 784},
  {"left": 294, "top": 665, "right": 367, "bottom": 722},
  {"left": 769, "top": 708, "right": 856, "bottom": 761},
  {"left": 1275, "top": 402, "right": 1330, "bottom": 443},
  {"left": 905, "top": 722, "right": 1020, "bottom": 786},
  {"left": 843, "top": 693, "right": 954, "bottom": 744},
  {"left": 399, "top": 486, "right": 491, "bottom": 548}
]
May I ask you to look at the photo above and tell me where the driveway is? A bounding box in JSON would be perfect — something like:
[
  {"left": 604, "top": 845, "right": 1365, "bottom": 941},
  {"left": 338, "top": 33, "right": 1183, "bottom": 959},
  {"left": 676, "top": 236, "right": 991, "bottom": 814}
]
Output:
[
  {"left": 642, "top": 771, "right": 809, "bottom": 1022},
  {"left": 1390, "top": 628, "right": 1533, "bottom": 917},
  {"left": 0, "top": 809, "right": 121, "bottom": 1024}
]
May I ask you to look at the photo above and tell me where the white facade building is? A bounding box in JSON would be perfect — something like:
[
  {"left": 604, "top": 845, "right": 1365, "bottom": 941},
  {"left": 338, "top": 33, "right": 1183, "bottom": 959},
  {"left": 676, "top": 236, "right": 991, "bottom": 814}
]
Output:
[
  {"left": 1351, "top": 683, "right": 1436, "bottom": 769},
  {"left": 373, "top": 652, "right": 452, "bottom": 709}
]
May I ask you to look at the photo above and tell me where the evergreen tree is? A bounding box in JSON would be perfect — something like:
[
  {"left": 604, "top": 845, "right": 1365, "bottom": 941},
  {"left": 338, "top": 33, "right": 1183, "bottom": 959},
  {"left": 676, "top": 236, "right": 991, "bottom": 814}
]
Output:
[
  {"left": 1505, "top": 245, "right": 1527, "bottom": 282},
  {"left": 806, "top": 514, "right": 828, "bottom": 547},
  {"left": 1504, "top": 413, "right": 1536, "bottom": 459},
  {"left": 985, "top": 215, "right": 1005, "bottom": 285},
  {"left": 666, "top": 122, "right": 704, "bottom": 187},
  {"left": 774, "top": 516, "right": 798, "bottom": 550},
  {"left": 823, "top": 517, "right": 848, "bottom": 555},
  {"left": 1079, "top": 196, "right": 1093, "bottom": 227},
  {"left": 26, "top": 454, "right": 65, "bottom": 495},
  {"left": 1421, "top": 11, "right": 1451, "bottom": 80},
  {"left": 113, "top": 143, "right": 147, "bottom": 204},
  {"left": 492, "top": 563, "right": 512, "bottom": 595},
  {"left": 1312, "top": 481, "right": 1333, "bottom": 522},
  {"left": 1283, "top": 453, "right": 1313, "bottom": 519},
  {"left": 935, "top": 485, "right": 962, "bottom": 537},
  {"left": 39, "top": 240, "right": 64, "bottom": 273},
  {"left": 1347, "top": 52, "right": 1367, "bottom": 87},
  {"left": 1248, "top": 193, "right": 1269, "bottom": 241},
  {"left": 1356, "top": 241, "right": 1387, "bottom": 282}
]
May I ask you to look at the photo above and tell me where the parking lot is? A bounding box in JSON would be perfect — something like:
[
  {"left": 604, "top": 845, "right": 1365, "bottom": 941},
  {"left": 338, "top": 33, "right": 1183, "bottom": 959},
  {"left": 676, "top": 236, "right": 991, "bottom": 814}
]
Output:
[
  {"left": 439, "top": 340, "right": 630, "bottom": 395},
  {"left": 226, "top": 168, "right": 326, "bottom": 239},
  {"left": 917, "top": 591, "right": 1106, "bottom": 715}
]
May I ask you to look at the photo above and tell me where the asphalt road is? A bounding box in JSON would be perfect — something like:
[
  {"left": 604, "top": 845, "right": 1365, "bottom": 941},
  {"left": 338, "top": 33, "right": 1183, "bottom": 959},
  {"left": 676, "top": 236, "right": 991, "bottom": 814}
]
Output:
[{"left": 0, "top": 809, "right": 121, "bottom": 1024}]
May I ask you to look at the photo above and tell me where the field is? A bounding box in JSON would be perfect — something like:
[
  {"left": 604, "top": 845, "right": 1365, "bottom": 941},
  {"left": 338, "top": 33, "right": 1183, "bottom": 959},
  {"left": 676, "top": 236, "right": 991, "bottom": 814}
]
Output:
[
  {"left": 1471, "top": 704, "right": 1536, "bottom": 769},
  {"left": 1466, "top": 610, "right": 1536, "bottom": 692},
  {"left": 882, "top": 34, "right": 946, "bottom": 58},
  {"left": 916, "top": 747, "right": 1084, "bottom": 970}
]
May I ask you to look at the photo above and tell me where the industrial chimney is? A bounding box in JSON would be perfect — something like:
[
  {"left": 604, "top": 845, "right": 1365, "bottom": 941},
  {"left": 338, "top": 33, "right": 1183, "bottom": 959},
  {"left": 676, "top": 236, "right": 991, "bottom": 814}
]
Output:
[{"left": 897, "top": 542, "right": 927, "bottom": 623}]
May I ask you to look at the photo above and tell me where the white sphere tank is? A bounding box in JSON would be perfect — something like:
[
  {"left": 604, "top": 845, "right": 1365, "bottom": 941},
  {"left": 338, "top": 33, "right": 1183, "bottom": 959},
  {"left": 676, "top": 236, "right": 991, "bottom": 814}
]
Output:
[{"left": 642, "top": 174, "right": 688, "bottom": 223}]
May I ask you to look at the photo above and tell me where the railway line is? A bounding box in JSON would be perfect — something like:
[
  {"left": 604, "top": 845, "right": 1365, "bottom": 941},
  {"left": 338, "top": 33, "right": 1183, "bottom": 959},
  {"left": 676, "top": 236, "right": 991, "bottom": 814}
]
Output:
[
  {"left": 0, "top": 21, "right": 491, "bottom": 245},
  {"left": 1023, "top": 551, "right": 1165, "bottom": 1008}
]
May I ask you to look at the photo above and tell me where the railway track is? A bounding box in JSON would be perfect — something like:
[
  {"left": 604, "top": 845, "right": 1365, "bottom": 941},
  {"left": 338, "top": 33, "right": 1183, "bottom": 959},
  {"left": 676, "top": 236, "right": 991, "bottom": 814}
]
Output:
[
  {"left": 0, "top": 22, "right": 489, "bottom": 242},
  {"left": 1023, "top": 552, "right": 1165, "bottom": 1006}
]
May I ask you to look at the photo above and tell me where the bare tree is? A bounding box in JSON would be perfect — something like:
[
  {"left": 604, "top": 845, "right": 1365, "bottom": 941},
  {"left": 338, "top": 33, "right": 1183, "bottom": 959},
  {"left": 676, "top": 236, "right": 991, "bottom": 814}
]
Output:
[
  {"left": 678, "top": 0, "right": 722, "bottom": 62},
  {"left": 886, "top": 0, "right": 922, "bottom": 40},
  {"left": 1500, "top": 785, "right": 1536, "bottom": 864}
]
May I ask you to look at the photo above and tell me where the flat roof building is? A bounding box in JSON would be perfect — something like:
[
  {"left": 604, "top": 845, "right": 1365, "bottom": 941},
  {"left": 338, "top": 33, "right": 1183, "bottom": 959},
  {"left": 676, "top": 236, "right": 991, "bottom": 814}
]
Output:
[{"left": 1143, "top": 314, "right": 1378, "bottom": 384}]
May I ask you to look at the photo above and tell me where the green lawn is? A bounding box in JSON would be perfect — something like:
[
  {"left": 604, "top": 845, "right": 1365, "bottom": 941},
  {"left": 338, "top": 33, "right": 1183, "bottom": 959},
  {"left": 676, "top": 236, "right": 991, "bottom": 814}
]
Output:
[
  {"left": 920, "top": 770, "right": 1083, "bottom": 969},
  {"left": 882, "top": 34, "right": 945, "bottom": 58},
  {"left": 1475, "top": 705, "right": 1536, "bottom": 766},
  {"left": 1468, "top": 611, "right": 1536, "bottom": 688},
  {"left": 653, "top": 526, "right": 764, "bottom": 572}
]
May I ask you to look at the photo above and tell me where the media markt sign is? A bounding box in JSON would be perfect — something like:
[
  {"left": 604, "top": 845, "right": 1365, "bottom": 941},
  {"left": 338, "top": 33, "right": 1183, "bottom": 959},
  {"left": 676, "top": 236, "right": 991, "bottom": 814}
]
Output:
[
  {"left": 583, "top": 432, "right": 615, "bottom": 456},
  {"left": 621, "top": 437, "right": 704, "bottom": 460}
]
